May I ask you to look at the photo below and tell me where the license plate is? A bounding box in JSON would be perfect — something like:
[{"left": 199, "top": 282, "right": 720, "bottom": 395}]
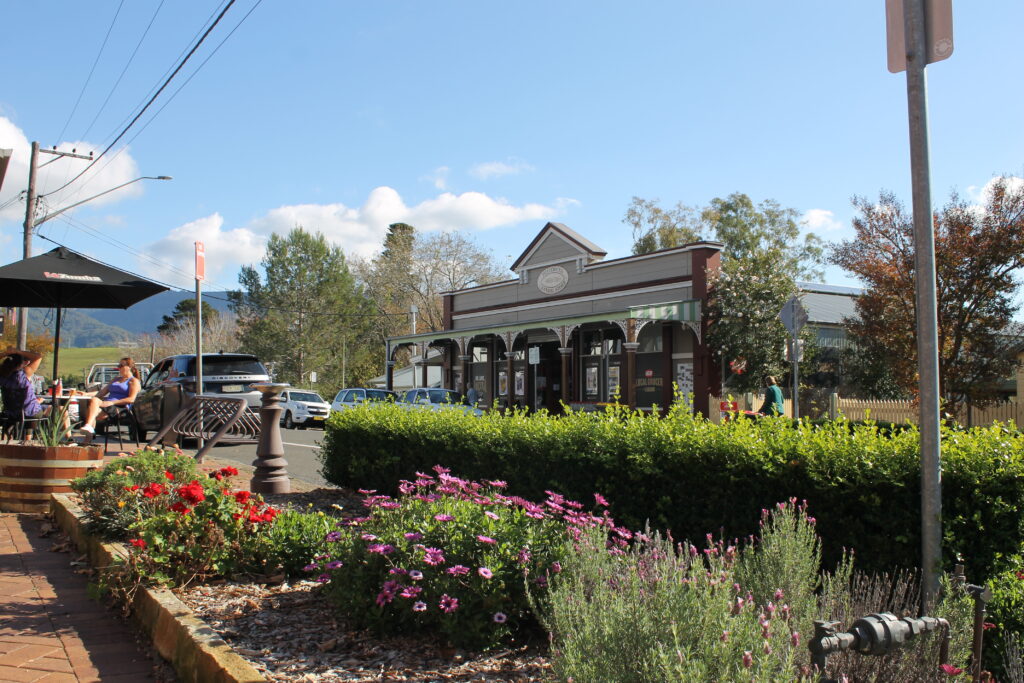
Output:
[
  {"left": 313, "top": 416, "right": 325, "bottom": 421},
  {"left": 221, "top": 384, "right": 244, "bottom": 393}
]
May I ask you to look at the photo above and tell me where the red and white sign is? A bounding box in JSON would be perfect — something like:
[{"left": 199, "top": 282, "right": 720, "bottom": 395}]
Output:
[{"left": 195, "top": 241, "right": 205, "bottom": 282}]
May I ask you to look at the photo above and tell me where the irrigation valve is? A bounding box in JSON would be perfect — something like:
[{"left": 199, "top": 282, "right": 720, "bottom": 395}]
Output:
[{"left": 809, "top": 613, "right": 950, "bottom": 680}]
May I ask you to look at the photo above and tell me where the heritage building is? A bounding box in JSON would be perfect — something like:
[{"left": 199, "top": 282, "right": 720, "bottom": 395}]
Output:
[{"left": 386, "top": 222, "right": 723, "bottom": 416}]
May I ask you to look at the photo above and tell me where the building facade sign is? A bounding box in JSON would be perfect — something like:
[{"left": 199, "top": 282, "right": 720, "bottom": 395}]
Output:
[{"left": 537, "top": 265, "right": 569, "bottom": 294}]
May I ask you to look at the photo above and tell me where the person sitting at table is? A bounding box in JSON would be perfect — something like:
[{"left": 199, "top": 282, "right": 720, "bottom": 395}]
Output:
[
  {"left": 78, "top": 357, "right": 141, "bottom": 441},
  {"left": 0, "top": 348, "right": 52, "bottom": 422}
]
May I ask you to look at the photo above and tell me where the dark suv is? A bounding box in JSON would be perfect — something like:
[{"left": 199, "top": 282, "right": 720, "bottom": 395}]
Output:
[{"left": 133, "top": 353, "right": 270, "bottom": 438}]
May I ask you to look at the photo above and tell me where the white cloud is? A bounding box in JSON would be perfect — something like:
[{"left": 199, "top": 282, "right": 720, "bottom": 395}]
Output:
[
  {"left": 802, "top": 208, "right": 844, "bottom": 233},
  {"left": 0, "top": 116, "right": 142, "bottom": 224},
  {"left": 469, "top": 158, "right": 535, "bottom": 180},
  {"left": 966, "top": 175, "right": 1024, "bottom": 204},
  {"left": 421, "top": 166, "right": 449, "bottom": 190},
  {"left": 140, "top": 186, "right": 568, "bottom": 287},
  {"left": 140, "top": 213, "right": 264, "bottom": 288}
]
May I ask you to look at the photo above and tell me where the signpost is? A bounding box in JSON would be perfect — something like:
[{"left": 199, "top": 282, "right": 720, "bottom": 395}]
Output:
[
  {"left": 195, "top": 241, "right": 206, "bottom": 450},
  {"left": 529, "top": 346, "right": 540, "bottom": 410},
  {"left": 779, "top": 295, "right": 808, "bottom": 419}
]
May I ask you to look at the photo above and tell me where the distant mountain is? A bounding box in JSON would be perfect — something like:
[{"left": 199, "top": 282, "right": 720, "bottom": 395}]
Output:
[
  {"left": 84, "top": 290, "right": 234, "bottom": 335},
  {"left": 27, "top": 308, "right": 134, "bottom": 347},
  {"left": 23, "top": 290, "right": 235, "bottom": 346}
]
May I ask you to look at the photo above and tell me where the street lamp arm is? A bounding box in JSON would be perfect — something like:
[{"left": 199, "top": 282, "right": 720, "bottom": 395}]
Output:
[{"left": 33, "top": 175, "right": 172, "bottom": 228}]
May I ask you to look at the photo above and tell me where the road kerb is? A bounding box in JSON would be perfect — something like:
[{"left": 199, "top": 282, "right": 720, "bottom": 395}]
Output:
[{"left": 50, "top": 493, "right": 266, "bottom": 683}]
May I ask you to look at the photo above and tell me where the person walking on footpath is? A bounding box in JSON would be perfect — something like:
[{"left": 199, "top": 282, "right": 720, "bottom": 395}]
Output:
[
  {"left": 758, "top": 375, "right": 785, "bottom": 416},
  {"left": 466, "top": 385, "right": 480, "bottom": 407}
]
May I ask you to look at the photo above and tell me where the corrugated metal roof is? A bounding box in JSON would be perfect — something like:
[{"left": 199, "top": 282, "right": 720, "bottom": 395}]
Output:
[{"left": 801, "top": 289, "right": 858, "bottom": 325}]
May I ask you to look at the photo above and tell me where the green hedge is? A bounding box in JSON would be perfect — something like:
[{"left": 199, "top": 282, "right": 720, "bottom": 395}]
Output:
[{"left": 319, "top": 403, "right": 1024, "bottom": 582}]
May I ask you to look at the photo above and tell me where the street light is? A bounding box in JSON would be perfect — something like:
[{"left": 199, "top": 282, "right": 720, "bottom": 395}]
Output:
[
  {"left": 16, "top": 165, "right": 172, "bottom": 348},
  {"left": 32, "top": 175, "right": 173, "bottom": 227}
]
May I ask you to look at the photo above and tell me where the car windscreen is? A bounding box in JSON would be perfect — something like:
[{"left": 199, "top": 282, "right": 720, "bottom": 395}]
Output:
[
  {"left": 291, "top": 392, "right": 323, "bottom": 403},
  {"left": 427, "top": 389, "right": 463, "bottom": 404},
  {"left": 187, "top": 358, "right": 267, "bottom": 376},
  {"left": 365, "top": 390, "right": 395, "bottom": 401}
]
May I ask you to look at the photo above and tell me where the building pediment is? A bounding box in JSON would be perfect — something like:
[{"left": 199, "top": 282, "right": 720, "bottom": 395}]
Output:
[{"left": 511, "top": 222, "right": 607, "bottom": 275}]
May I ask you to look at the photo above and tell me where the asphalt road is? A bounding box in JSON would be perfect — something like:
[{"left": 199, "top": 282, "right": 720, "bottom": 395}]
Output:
[{"left": 197, "top": 423, "right": 330, "bottom": 487}]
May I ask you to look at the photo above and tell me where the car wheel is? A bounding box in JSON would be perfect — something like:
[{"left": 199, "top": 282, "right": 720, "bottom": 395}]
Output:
[{"left": 283, "top": 412, "right": 294, "bottom": 429}]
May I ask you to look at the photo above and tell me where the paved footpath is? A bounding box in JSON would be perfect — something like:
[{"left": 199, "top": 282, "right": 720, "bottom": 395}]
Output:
[{"left": 0, "top": 513, "right": 168, "bottom": 682}]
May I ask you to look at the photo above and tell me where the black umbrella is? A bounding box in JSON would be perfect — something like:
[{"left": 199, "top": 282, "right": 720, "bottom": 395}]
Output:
[{"left": 0, "top": 246, "right": 168, "bottom": 381}]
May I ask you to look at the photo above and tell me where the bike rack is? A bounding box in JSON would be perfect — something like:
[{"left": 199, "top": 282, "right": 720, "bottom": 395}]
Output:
[{"left": 146, "top": 395, "right": 259, "bottom": 462}]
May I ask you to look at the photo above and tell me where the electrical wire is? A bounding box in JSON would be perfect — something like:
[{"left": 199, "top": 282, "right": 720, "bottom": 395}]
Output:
[
  {"left": 80, "top": 0, "right": 167, "bottom": 142},
  {"left": 54, "top": 0, "right": 126, "bottom": 145},
  {"left": 40, "top": 0, "right": 239, "bottom": 201},
  {"left": 61, "top": 0, "right": 265, "bottom": 199}
]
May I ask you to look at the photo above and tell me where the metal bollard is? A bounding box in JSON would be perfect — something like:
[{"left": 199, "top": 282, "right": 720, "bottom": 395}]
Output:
[
  {"left": 809, "top": 613, "right": 950, "bottom": 682},
  {"left": 249, "top": 382, "right": 290, "bottom": 494}
]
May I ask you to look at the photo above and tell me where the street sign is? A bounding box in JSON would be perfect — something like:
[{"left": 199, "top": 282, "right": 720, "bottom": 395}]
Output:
[
  {"left": 885, "top": 0, "right": 954, "bottom": 73},
  {"left": 195, "top": 241, "right": 206, "bottom": 282},
  {"left": 528, "top": 346, "right": 540, "bottom": 365},
  {"left": 779, "top": 296, "right": 809, "bottom": 336}
]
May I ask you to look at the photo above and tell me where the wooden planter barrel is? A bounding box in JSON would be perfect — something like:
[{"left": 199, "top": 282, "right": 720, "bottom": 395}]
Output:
[{"left": 0, "top": 444, "right": 105, "bottom": 513}]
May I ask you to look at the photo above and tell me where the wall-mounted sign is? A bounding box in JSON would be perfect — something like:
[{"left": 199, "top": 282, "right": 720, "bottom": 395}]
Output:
[{"left": 537, "top": 265, "right": 569, "bottom": 294}]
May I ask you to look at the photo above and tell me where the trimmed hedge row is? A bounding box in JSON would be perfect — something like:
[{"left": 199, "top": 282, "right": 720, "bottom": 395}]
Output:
[{"left": 319, "top": 403, "right": 1024, "bottom": 581}]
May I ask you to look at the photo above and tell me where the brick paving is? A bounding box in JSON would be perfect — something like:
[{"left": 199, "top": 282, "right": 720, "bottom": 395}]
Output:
[{"left": 0, "top": 513, "right": 167, "bottom": 682}]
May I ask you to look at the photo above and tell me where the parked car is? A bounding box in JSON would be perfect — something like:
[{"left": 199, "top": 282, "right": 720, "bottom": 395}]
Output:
[
  {"left": 279, "top": 389, "right": 330, "bottom": 429},
  {"left": 133, "top": 352, "right": 271, "bottom": 440},
  {"left": 399, "top": 388, "right": 483, "bottom": 416},
  {"left": 330, "top": 387, "right": 398, "bottom": 413},
  {"left": 83, "top": 361, "right": 153, "bottom": 392}
]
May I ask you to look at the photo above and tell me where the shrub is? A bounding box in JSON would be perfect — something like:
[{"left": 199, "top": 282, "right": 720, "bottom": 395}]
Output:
[
  {"left": 309, "top": 466, "right": 622, "bottom": 650},
  {"left": 986, "top": 554, "right": 1024, "bottom": 680},
  {"left": 542, "top": 501, "right": 973, "bottom": 682},
  {"left": 320, "top": 401, "right": 1024, "bottom": 586},
  {"left": 71, "top": 446, "right": 204, "bottom": 540},
  {"left": 262, "top": 509, "right": 337, "bottom": 577}
]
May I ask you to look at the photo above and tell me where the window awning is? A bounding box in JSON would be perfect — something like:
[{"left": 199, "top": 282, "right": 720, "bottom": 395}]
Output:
[{"left": 387, "top": 299, "right": 701, "bottom": 347}]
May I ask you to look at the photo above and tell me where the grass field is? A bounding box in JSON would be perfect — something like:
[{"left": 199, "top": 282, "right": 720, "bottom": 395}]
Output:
[{"left": 46, "top": 347, "right": 123, "bottom": 384}]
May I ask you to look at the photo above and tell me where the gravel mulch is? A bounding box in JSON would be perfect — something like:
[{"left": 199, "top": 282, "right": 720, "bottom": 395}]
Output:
[{"left": 175, "top": 579, "right": 551, "bottom": 682}]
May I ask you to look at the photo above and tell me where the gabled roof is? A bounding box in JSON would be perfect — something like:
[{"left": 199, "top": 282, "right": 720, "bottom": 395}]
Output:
[{"left": 511, "top": 222, "right": 607, "bottom": 272}]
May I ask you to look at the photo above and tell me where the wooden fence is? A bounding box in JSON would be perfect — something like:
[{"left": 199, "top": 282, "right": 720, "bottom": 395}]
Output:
[{"left": 709, "top": 394, "right": 1021, "bottom": 427}]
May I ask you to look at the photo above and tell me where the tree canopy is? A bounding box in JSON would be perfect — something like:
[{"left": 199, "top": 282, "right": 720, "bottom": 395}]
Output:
[
  {"left": 156, "top": 298, "right": 220, "bottom": 335},
  {"left": 230, "top": 227, "right": 377, "bottom": 389},
  {"left": 829, "top": 177, "right": 1024, "bottom": 410},
  {"left": 626, "top": 193, "right": 824, "bottom": 393}
]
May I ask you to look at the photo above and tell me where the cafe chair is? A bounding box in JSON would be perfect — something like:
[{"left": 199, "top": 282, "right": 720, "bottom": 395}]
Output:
[
  {"left": 98, "top": 405, "right": 142, "bottom": 451},
  {"left": 0, "top": 386, "right": 48, "bottom": 442}
]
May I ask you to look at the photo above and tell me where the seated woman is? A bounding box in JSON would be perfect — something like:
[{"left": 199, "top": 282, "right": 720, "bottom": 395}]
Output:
[
  {"left": 78, "top": 357, "right": 141, "bottom": 441},
  {"left": 0, "top": 348, "right": 52, "bottom": 423}
]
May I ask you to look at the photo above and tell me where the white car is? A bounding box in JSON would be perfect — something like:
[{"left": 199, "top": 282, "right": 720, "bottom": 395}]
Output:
[
  {"left": 400, "top": 388, "right": 483, "bottom": 416},
  {"left": 279, "top": 389, "right": 330, "bottom": 429}
]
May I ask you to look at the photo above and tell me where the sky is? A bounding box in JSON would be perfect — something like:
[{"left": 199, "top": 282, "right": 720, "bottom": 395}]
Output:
[{"left": 1, "top": 1, "right": 1022, "bottom": 296}]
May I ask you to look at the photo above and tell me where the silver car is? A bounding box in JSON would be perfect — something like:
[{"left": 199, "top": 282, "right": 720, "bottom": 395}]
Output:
[
  {"left": 400, "top": 388, "right": 483, "bottom": 416},
  {"left": 330, "top": 388, "right": 397, "bottom": 413}
]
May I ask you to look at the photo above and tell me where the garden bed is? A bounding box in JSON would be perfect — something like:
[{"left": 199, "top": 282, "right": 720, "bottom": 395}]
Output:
[{"left": 175, "top": 579, "right": 550, "bottom": 682}]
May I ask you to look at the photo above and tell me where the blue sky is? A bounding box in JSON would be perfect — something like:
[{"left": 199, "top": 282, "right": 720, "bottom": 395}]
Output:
[{"left": 1, "top": 1, "right": 1021, "bottom": 294}]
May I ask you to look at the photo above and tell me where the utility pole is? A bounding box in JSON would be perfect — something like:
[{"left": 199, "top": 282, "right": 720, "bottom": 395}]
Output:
[{"left": 18, "top": 142, "right": 93, "bottom": 349}]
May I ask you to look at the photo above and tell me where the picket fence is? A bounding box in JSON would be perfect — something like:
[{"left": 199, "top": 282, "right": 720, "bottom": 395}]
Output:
[{"left": 709, "top": 394, "right": 1021, "bottom": 428}]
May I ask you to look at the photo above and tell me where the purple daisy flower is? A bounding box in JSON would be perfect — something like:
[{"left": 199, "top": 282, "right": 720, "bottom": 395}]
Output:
[
  {"left": 447, "top": 565, "right": 470, "bottom": 576},
  {"left": 493, "top": 612, "right": 508, "bottom": 624},
  {"left": 434, "top": 514, "right": 454, "bottom": 522},
  {"left": 476, "top": 535, "right": 497, "bottom": 545},
  {"left": 408, "top": 570, "right": 424, "bottom": 581},
  {"left": 324, "top": 531, "right": 342, "bottom": 542},
  {"left": 412, "top": 601, "right": 427, "bottom": 612},
  {"left": 439, "top": 594, "right": 459, "bottom": 613},
  {"left": 316, "top": 573, "right": 331, "bottom": 583},
  {"left": 404, "top": 532, "right": 423, "bottom": 541},
  {"left": 326, "top": 560, "right": 343, "bottom": 569},
  {"left": 423, "top": 547, "right": 445, "bottom": 566},
  {"left": 478, "top": 567, "right": 494, "bottom": 579}
]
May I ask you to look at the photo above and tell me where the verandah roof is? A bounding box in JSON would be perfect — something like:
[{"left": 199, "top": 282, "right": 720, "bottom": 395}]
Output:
[{"left": 386, "top": 299, "right": 700, "bottom": 347}]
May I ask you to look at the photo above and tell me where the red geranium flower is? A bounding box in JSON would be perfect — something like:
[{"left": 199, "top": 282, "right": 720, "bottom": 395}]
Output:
[
  {"left": 164, "top": 471, "right": 175, "bottom": 481},
  {"left": 142, "top": 482, "right": 165, "bottom": 499},
  {"left": 940, "top": 663, "right": 964, "bottom": 676},
  {"left": 234, "top": 490, "right": 251, "bottom": 505},
  {"left": 128, "top": 538, "right": 147, "bottom": 549},
  {"left": 177, "top": 480, "right": 206, "bottom": 505},
  {"left": 169, "top": 501, "right": 192, "bottom": 515}
]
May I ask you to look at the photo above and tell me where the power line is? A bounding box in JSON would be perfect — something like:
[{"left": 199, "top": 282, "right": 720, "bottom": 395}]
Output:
[
  {"left": 64, "top": 0, "right": 265, "bottom": 202},
  {"left": 54, "top": 0, "right": 125, "bottom": 145},
  {"left": 40, "top": 0, "right": 239, "bottom": 201},
  {"left": 80, "top": 0, "right": 167, "bottom": 142}
]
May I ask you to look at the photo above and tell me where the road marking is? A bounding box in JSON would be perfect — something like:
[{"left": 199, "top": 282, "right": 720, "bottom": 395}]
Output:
[{"left": 283, "top": 442, "right": 319, "bottom": 449}]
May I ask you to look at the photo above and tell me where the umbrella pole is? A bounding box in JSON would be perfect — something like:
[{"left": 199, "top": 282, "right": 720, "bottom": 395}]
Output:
[{"left": 53, "top": 305, "right": 61, "bottom": 385}]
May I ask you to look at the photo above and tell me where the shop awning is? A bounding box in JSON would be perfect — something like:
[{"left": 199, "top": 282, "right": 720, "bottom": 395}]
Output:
[{"left": 387, "top": 299, "right": 701, "bottom": 347}]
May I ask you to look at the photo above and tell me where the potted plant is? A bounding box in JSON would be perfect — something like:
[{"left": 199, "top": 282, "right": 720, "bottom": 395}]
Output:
[{"left": 0, "top": 402, "right": 104, "bottom": 512}]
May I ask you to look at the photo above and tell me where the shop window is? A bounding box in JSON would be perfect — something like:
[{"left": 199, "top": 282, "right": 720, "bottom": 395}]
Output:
[
  {"left": 638, "top": 323, "right": 663, "bottom": 353},
  {"left": 472, "top": 346, "right": 489, "bottom": 363}
]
